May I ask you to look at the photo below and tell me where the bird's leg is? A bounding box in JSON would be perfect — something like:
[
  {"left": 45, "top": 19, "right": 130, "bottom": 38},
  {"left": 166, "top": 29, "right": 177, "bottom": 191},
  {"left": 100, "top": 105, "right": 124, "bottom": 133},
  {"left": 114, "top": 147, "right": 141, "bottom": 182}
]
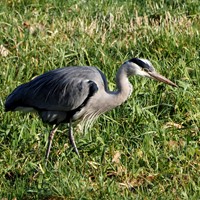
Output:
[
  {"left": 45, "top": 124, "right": 59, "bottom": 161},
  {"left": 68, "top": 120, "right": 80, "bottom": 157}
]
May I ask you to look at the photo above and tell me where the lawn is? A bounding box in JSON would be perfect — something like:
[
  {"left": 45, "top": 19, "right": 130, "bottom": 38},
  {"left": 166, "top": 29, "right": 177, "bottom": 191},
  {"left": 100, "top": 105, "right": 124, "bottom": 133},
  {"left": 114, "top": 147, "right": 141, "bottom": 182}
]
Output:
[{"left": 0, "top": 0, "right": 200, "bottom": 199}]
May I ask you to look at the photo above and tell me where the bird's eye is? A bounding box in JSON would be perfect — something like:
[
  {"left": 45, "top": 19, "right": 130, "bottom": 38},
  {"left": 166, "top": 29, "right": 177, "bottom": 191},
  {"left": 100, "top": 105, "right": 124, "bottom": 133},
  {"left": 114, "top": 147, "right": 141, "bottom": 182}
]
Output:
[{"left": 143, "top": 68, "right": 149, "bottom": 72}]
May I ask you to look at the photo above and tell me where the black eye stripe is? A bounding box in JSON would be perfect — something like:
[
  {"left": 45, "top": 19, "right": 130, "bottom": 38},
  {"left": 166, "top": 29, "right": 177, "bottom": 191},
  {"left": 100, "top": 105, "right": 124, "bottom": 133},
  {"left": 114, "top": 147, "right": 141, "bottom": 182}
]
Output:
[{"left": 128, "top": 58, "right": 150, "bottom": 69}]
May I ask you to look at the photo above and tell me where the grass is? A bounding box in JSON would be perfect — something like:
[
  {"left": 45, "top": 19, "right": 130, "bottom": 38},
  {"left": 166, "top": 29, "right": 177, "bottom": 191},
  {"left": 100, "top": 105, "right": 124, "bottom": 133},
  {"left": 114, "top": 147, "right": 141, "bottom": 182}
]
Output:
[{"left": 0, "top": 0, "right": 200, "bottom": 199}]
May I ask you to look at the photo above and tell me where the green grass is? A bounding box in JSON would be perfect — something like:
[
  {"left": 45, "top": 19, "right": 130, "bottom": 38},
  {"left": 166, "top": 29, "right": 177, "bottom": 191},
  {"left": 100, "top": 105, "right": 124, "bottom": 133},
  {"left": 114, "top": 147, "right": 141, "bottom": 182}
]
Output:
[{"left": 0, "top": 0, "right": 200, "bottom": 199}]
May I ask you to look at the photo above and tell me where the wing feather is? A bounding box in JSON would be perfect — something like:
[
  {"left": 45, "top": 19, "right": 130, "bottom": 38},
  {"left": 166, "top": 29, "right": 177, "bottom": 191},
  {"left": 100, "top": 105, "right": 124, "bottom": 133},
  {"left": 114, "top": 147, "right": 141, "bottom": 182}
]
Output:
[{"left": 5, "top": 66, "right": 100, "bottom": 112}]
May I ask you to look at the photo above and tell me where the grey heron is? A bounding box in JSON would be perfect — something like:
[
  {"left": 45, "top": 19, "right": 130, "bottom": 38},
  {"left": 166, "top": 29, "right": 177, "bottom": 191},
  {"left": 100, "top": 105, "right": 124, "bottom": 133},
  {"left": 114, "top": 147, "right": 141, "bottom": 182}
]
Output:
[{"left": 5, "top": 58, "right": 177, "bottom": 160}]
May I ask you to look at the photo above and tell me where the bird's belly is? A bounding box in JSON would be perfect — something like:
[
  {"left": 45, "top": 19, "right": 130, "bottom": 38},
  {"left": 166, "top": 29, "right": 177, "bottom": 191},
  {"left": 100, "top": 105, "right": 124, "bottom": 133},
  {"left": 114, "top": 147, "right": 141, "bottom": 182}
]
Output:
[
  {"left": 71, "top": 110, "right": 84, "bottom": 122},
  {"left": 39, "top": 110, "right": 68, "bottom": 125},
  {"left": 14, "top": 106, "right": 36, "bottom": 112}
]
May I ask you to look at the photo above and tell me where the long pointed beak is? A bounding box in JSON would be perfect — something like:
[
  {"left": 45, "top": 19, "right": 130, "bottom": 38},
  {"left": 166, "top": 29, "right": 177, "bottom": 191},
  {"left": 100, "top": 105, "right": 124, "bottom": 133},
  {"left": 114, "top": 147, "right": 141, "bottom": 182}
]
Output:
[{"left": 148, "top": 71, "right": 177, "bottom": 87}]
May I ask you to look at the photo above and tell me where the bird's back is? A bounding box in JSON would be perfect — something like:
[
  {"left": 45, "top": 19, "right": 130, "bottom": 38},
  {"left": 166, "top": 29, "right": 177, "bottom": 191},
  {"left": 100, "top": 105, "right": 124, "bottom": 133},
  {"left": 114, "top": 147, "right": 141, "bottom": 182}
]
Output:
[{"left": 5, "top": 66, "right": 108, "bottom": 124}]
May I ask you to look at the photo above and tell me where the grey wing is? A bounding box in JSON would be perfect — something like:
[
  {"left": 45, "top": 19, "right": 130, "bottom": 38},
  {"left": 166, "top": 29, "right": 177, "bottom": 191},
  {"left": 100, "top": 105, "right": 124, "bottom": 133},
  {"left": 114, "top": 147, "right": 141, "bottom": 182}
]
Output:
[{"left": 5, "top": 67, "right": 99, "bottom": 112}]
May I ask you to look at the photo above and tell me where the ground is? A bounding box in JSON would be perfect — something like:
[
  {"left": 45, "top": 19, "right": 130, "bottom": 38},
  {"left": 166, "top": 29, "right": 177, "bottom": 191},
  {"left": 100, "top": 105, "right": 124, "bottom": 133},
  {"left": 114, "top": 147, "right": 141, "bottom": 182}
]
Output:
[{"left": 0, "top": 0, "right": 200, "bottom": 199}]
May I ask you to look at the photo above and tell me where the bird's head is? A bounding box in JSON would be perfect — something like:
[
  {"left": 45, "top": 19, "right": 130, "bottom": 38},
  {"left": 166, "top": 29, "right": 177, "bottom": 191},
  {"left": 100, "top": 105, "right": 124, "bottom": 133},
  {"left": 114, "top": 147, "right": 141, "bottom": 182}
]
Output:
[{"left": 124, "top": 58, "right": 177, "bottom": 87}]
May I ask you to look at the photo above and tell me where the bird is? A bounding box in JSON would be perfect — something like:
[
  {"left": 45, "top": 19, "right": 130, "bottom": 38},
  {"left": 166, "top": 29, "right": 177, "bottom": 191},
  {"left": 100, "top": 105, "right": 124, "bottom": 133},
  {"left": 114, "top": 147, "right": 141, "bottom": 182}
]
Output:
[{"left": 5, "top": 58, "right": 177, "bottom": 160}]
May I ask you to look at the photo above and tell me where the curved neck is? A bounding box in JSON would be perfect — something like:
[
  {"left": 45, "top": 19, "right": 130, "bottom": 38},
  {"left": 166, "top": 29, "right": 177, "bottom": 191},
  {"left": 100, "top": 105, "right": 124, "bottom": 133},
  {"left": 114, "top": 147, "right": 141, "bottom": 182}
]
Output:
[
  {"left": 86, "top": 65, "right": 133, "bottom": 115},
  {"left": 106, "top": 65, "right": 132, "bottom": 107},
  {"left": 116, "top": 65, "right": 133, "bottom": 101}
]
